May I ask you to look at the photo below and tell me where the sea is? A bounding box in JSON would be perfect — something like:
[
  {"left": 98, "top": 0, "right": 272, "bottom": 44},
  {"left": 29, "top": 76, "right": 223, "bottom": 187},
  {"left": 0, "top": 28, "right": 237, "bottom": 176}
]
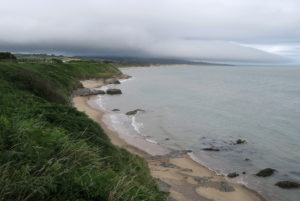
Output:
[{"left": 93, "top": 65, "right": 300, "bottom": 201}]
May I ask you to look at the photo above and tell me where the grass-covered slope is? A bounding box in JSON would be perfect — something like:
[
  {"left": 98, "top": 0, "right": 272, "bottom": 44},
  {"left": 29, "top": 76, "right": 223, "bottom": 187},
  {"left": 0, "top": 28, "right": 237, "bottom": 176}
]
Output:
[{"left": 0, "top": 61, "right": 166, "bottom": 201}]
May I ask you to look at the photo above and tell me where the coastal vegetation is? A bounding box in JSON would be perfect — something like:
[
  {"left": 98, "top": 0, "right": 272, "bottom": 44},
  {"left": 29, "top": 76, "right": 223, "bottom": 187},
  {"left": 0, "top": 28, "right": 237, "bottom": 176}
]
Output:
[
  {"left": 0, "top": 52, "right": 17, "bottom": 62},
  {"left": 0, "top": 55, "right": 166, "bottom": 201}
]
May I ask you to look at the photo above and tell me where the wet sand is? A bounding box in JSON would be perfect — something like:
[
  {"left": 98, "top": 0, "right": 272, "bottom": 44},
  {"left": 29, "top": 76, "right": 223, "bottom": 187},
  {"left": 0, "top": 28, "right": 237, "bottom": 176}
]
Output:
[{"left": 73, "top": 79, "right": 266, "bottom": 201}]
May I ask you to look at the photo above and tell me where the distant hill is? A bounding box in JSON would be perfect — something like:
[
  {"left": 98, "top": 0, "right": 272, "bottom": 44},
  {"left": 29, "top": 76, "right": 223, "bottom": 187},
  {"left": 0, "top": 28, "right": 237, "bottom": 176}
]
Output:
[
  {"left": 75, "top": 56, "right": 233, "bottom": 67},
  {"left": 13, "top": 53, "right": 233, "bottom": 66}
]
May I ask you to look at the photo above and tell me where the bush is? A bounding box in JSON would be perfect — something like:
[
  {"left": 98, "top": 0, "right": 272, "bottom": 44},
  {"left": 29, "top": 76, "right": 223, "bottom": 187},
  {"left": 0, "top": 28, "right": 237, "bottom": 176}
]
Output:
[{"left": 0, "top": 52, "right": 17, "bottom": 61}]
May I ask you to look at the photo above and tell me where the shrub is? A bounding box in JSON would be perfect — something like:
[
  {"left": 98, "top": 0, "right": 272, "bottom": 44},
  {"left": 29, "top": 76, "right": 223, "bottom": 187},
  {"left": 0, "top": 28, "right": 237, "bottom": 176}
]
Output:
[{"left": 0, "top": 52, "right": 17, "bottom": 61}]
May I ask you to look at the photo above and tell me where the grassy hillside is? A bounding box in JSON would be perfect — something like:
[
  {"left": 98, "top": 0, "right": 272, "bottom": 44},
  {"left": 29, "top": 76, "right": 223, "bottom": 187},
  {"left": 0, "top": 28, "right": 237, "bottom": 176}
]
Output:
[{"left": 0, "top": 60, "right": 166, "bottom": 201}]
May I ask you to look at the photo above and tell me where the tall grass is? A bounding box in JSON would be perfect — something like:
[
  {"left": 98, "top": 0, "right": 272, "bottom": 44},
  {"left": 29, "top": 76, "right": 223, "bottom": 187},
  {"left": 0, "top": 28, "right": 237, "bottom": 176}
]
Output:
[{"left": 0, "top": 61, "right": 166, "bottom": 201}]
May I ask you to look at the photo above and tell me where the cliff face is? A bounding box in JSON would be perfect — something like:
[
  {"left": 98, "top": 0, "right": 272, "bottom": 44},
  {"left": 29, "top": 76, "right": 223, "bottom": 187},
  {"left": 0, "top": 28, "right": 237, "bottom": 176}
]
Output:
[{"left": 0, "top": 60, "right": 166, "bottom": 201}]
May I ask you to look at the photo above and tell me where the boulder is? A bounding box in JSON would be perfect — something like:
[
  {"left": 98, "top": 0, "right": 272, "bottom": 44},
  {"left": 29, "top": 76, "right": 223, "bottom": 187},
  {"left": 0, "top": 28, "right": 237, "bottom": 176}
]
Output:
[
  {"left": 126, "top": 109, "right": 145, "bottom": 115},
  {"left": 227, "top": 172, "right": 239, "bottom": 178},
  {"left": 219, "top": 181, "right": 235, "bottom": 192},
  {"left": 112, "top": 109, "right": 120, "bottom": 111},
  {"left": 118, "top": 74, "right": 132, "bottom": 79},
  {"left": 106, "top": 88, "right": 122, "bottom": 95},
  {"left": 74, "top": 88, "right": 105, "bottom": 96},
  {"left": 236, "top": 139, "right": 246, "bottom": 144},
  {"left": 104, "top": 78, "right": 120, "bottom": 84},
  {"left": 74, "top": 88, "right": 90, "bottom": 96},
  {"left": 275, "top": 181, "right": 299, "bottom": 189},
  {"left": 89, "top": 89, "right": 105, "bottom": 95},
  {"left": 202, "top": 148, "right": 220, "bottom": 152},
  {"left": 256, "top": 168, "right": 276, "bottom": 177},
  {"left": 194, "top": 176, "right": 209, "bottom": 184}
]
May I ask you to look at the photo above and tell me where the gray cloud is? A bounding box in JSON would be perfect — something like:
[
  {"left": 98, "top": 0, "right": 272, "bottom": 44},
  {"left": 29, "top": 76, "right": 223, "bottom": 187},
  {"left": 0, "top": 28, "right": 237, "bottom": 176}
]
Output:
[{"left": 1, "top": 0, "right": 299, "bottom": 63}]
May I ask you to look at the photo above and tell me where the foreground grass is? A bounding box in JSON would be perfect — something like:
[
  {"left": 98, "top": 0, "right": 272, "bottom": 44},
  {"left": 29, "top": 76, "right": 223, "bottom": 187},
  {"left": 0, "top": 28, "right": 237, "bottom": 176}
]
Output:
[{"left": 0, "top": 61, "right": 166, "bottom": 201}]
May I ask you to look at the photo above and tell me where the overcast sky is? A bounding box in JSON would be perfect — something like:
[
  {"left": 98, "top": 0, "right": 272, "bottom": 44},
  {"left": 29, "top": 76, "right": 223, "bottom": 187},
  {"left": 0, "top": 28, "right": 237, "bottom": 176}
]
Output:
[{"left": 1, "top": 0, "right": 299, "bottom": 63}]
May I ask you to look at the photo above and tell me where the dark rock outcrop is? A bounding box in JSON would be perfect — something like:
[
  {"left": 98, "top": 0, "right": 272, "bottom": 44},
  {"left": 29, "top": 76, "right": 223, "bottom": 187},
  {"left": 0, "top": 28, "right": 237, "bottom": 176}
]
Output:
[
  {"left": 106, "top": 88, "right": 122, "bottom": 95},
  {"left": 227, "top": 172, "right": 239, "bottom": 178},
  {"left": 256, "top": 168, "right": 276, "bottom": 177},
  {"left": 202, "top": 148, "right": 220, "bottom": 152},
  {"left": 74, "top": 88, "right": 105, "bottom": 96},
  {"left": 275, "top": 181, "right": 300, "bottom": 189},
  {"left": 126, "top": 109, "right": 145, "bottom": 115},
  {"left": 89, "top": 89, "right": 105, "bottom": 95},
  {"left": 112, "top": 109, "right": 120, "bottom": 111},
  {"left": 104, "top": 78, "right": 120, "bottom": 84},
  {"left": 236, "top": 139, "right": 246, "bottom": 144}
]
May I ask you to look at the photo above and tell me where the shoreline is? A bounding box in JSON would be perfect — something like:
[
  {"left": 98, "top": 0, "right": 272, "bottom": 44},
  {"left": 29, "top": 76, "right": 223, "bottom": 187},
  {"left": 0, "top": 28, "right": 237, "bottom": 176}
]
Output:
[
  {"left": 73, "top": 78, "right": 266, "bottom": 201},
  {"left": 118, "top": 64, "right": 190, "bottom": 70}
]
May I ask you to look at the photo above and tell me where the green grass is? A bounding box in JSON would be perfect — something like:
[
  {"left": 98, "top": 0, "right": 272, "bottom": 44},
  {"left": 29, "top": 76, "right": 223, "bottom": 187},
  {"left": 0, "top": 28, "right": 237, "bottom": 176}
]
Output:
[{"left": 0, "top": 61, "right": 166, "bottom": 201}]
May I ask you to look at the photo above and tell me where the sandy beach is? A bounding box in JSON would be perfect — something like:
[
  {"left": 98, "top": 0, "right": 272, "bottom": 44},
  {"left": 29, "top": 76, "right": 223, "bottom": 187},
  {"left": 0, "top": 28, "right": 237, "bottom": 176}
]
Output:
[{"left": 73, "top": 79, "right": 266, "bottom": 201}]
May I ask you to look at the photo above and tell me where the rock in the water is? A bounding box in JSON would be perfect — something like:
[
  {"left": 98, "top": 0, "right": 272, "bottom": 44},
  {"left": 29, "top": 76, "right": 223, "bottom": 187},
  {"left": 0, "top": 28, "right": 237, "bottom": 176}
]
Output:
[
  {"left": 112, "top": 109, "right": 120, "bottom": 111},
  {"left": 118, "top": 74, "right": 132, "bottom": 79},
  {"left": 202, "top": 148, "right": 220, "bottom": 151},
  {"left": 275, "top": 181, "right": 300, "bottom": 189},
  {"left": 242, "top": 171, "right": 246, "bottom": 174},
  {"left": 228, "top": 172, "right": 239, "bottom": 178},
  {"left": 105, "top": 78, "right": 120, "bottom": 84},
  {"left": 236, "top": 139, "right": 246, "bottom": 144},
  {"left": 219, "top": 181, "right": 235, "bottom": 192},
  {"left": 245, "top": 158, "right": 250, "bottom": 161},
  {"left": 165, "top": 138, "right": 170, "bottom": 141},
  {"left": 256, "top": 168, "right": 276, "bottom": 177},
  {"left": 126, "top": 109, "right": 145, "bottom": 115},
  {"left": 89, "top": 89, "right": 105, "bottom": 95},
  {"left": 106, "top": 88, "right": 122, "bottom": 95},
  {"left": 74, "top": 88, "right": 105, "bottom": 96}
]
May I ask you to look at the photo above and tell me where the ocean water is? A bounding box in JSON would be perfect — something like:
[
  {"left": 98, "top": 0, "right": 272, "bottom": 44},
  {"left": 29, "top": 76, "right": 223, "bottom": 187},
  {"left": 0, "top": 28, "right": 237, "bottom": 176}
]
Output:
[{"left": 96, "top": 65, "right": 300, "bottom": 201}]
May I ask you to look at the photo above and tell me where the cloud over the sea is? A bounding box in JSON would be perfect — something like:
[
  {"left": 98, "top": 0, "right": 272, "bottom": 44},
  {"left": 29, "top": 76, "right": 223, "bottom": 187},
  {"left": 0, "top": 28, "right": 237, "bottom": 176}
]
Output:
[{"left": 1, "top": 0, "right": 299, "bottom": 63}]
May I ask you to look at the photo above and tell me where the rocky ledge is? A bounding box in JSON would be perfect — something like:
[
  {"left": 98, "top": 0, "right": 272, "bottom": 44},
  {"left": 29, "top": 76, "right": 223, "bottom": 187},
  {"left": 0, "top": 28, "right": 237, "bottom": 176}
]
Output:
[
  {"left": 256, "top": 168, "right": 276, "bottom": 177},
  {"left": 106, "top": 88, "right": 122, "bottom": 95},
  {"left": 275, "top": 181, "right": 300, "bottom": 189},
  {"left": 74, "top": 88, "right": 105, "bottom": 96},
  {"left": 104, "top": 78, "right": 120, "bottom": 84},
  {"left": 227, "top": 172, "right": 239, "bottom": 178},
  {"left": 126, "top": 109, "right": 145, "bottom": 115},
  {"left": 202, "top": 147, "right": 220, "bottom": 152}
]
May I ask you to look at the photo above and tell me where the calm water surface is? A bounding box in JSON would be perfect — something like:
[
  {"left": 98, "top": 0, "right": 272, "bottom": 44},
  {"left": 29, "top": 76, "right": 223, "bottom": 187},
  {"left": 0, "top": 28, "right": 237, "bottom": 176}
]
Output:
[{"left": 97, "top": 65, "right": 300, "bottom": 201}]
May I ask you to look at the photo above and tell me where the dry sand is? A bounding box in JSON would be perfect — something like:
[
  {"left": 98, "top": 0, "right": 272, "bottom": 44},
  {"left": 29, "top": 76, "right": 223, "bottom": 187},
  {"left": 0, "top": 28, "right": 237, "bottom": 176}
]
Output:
[{"left": 73, "top": 79, "right": 266, "bottom": 201}]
